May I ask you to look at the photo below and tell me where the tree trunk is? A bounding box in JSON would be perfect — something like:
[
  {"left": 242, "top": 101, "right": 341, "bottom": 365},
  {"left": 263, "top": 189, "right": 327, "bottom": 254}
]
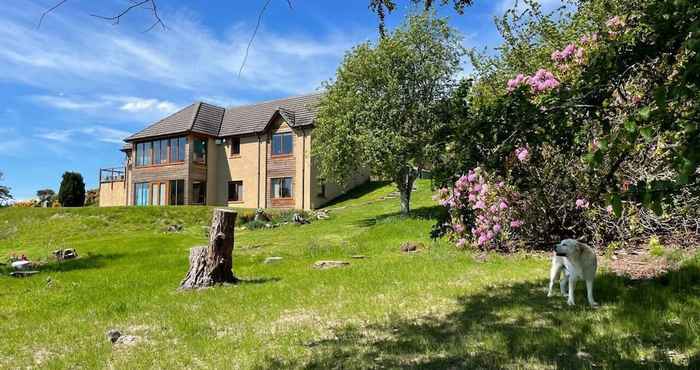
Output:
[
  {"left": 180, "top": 209, "right": 238, "bottom": 289},
  {"left": 396, "top": 169, "right": 417, "bottom": 215}
]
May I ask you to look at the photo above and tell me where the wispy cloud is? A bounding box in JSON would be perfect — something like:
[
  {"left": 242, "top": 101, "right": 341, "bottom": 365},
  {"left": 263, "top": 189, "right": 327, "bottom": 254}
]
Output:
[
  {"left": 0, "top": 2, "right": 367, "bottom": 96},
  {"left": 35, "top": 126, "right": 131, "bottom": 145}
]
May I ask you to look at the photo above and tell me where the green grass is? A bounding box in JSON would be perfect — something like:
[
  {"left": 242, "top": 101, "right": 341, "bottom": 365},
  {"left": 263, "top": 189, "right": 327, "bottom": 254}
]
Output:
[{"left": 1, "top": 180, "right": 699, "bottom": 369}]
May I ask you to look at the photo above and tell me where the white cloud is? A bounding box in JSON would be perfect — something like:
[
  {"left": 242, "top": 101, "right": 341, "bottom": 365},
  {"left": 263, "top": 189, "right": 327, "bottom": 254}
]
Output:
[
  {"left": 0, "top": 2, "right": 367, "bottom": 96},
  {"left": 29, "top": 94, "right": 180, "bottom": 120},
  {"left": 34, "top": 126, "right": 131, "bottom": 145}
]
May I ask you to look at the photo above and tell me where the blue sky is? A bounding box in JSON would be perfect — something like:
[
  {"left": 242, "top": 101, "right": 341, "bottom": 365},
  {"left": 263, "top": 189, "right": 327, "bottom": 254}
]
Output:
[{"left": 0, "top": 0, "right": 563, "bottom": 200}]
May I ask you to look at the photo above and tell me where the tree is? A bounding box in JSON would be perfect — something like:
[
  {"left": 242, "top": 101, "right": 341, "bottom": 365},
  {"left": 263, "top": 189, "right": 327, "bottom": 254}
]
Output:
[
  {"left": 370, "top": 0, "right": 474, "bottom": 36},
  {"left": 0, "top": 171, "right": 11, "bottom": 205},
  {"left": 36, "top": 189, "right": 56, "bottom": 207},
  {"left": 58, "top": 172, "right": 86, "bottom": 207},
  {"left": 313, "top": 12, "right": 464, "bottom": 214}
]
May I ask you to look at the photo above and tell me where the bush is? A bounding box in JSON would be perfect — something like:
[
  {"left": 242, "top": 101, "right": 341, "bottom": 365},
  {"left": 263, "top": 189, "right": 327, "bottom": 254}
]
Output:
[{"left": 58, "top": 172, "right": 86, "bottom": 207}]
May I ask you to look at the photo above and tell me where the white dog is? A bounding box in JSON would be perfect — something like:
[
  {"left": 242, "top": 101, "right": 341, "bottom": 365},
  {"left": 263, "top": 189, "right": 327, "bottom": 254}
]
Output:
[{"left": 547, "top": 239, "right": 598, "bottom": 307}]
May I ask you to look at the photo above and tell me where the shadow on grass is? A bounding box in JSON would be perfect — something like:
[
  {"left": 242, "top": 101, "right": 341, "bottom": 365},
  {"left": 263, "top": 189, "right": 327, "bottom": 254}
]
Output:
[
  {"left": 258, "top": 260, "right": 700, "bottom": 369},
  {"left": 322, "top": 181, "right": 393, "bottom": 209},
  {"left": 355, "top": 205, "right": 447, "bottom": 228},
  {"left": 0, "top": 253, "right": 127, "bottom": 276},
  {"left": 237, "top": 277, "right": 282, "bottom": 285}
]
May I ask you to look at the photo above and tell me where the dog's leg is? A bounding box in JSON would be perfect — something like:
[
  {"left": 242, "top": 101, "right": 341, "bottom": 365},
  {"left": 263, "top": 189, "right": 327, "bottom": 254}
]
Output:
[
  {"left": 560, "top": 271, "right": 568, "bottom": 297},
  {"left": 567, "top": 275, "right": 576, "bottom": 306},
  {"left": 586, "top": 279, "right": 598, "bottom": 307},
  {"left": 547, "top": 261, "right": 561, "bottom": 297}
]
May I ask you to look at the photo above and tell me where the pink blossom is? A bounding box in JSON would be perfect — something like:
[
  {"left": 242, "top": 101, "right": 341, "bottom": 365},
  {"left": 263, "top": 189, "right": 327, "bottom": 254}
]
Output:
[
  {"left": 507, "top": 73, "right": 530, "bottom": 92},
  {"left": 467, "top": 172, "right": 477, "bottom": 182},
  {"left": 493, "top": 224, "right": 502, "bottom": 233},
  {"left": 529, "top": 69, "right": 560, "bottom": 92},
  {"left": 474, "top": 200, "right": 486, "bottom": 209},
  {"left": 499, "top": 201, "right": 509, "bottom": 210},
  {"left": 456, "top": 238, "right": 467, "bottom": 248},
  {"left": 453, "top": 223, "right": 465, "bottom": 234},
  {"left": 606, "top": 16, "right": 624, "bottom": 29},
  {"left": 515, "top": 147, "right": 529, "bottom": 162},
  {"left": 575, "top": 198, "right": 590, "bottom": 209},
  {"left": 606, "top": 205, "right": 614, "bottom": 214},
  {"left": 510, "top": 220, "right": 524, "bottom": 228},
  {"left": 497, "top": 181, "right": 505, "bottom": 188},
  {"left": 468, "top": 193, "right": 477, "bottom": 202}
]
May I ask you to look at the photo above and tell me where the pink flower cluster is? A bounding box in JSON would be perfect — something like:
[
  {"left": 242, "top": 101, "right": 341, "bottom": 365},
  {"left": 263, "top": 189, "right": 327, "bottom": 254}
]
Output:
[
  {"left": 551, "top": 43, "right": 585, "bottom": 66},
  {"left": 606, "top": 16, "right": 624, "bottom": 34},
  {"left": 436, "top": 168, "right": 524, "bottom": 249},
  {"left": 507, "top": 69, "right": 560, "bottom": 94},
  {"left": 575, "top": 198, "right": 590, "bottom": 209},
  {"left": 515, "top": 147, "right": 529, "bottom": 162}
]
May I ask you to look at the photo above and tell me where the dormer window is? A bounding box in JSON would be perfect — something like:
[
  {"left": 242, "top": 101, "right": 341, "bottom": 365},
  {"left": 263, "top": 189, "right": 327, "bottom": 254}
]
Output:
[{"left": 272, "top": 132, "right": 293, "bottom": 156}]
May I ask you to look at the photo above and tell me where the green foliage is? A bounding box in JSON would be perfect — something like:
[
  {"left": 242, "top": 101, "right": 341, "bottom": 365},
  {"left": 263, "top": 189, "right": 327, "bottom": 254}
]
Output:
[
  {"left": 0, "top": 170, "right": 11, "bottom": 204},
  {"left": 648, "top": 235, "right": 665, "bottom": 256},
  {"left": 434, "top": 0, "right": 700, "bottom": 245},
  {"left": 314, "top": 11, "right": 464, "bottom": 213},
  {"left": 58, "top": 172, "right": 86, "bottom": 207}
]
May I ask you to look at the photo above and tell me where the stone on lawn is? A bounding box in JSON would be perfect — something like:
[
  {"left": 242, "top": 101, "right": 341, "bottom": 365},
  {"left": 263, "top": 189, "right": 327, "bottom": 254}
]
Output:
[
  {"left": 313, "top": 260, "right": 350, "bottom": 269},
  {"left": 400, "top": 242, "right": 422, "bottom": 253},
  {"left": 264, "top": 257, "right": 283, "bottom": 264}
]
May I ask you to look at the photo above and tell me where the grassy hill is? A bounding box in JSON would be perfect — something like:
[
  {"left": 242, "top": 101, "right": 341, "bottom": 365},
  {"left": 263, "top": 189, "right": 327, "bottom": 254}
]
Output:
[{"left": 1, "top": 181, "right": 698, "bottom": 369}]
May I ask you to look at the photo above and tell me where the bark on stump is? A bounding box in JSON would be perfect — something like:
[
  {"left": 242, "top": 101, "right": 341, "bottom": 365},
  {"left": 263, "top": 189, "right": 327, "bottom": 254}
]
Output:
[{"left": 180, "top": 209, "right": 238, "bottom": 289}]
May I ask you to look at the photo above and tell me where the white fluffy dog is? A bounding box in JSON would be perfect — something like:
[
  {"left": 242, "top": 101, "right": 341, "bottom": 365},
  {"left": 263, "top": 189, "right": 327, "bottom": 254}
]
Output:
[{"left": 547, "top": 239, "right": 598, "bottom": 307}]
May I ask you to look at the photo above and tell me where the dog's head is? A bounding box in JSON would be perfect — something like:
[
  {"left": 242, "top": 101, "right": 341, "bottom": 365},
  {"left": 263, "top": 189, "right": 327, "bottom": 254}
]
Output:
[{"left": 555, "top": 239, "right": 582, "bottom": 257}]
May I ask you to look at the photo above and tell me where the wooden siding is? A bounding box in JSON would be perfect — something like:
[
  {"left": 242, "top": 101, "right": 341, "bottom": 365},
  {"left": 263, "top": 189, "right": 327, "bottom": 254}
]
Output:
[{"left": 266, "top": 118, "right": 296, "bottom": 208}]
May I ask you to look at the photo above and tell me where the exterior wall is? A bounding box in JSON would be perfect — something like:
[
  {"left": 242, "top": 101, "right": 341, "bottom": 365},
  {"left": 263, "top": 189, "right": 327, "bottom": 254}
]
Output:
[
  {"left": 215, "top": 134, "right": 262, "bottom": 209},
  {"left": 99, "top": 181, "right": 127, "bottom": 207},
  {"left": 119, "top": 120, "right": 368, "bottom": 210}
]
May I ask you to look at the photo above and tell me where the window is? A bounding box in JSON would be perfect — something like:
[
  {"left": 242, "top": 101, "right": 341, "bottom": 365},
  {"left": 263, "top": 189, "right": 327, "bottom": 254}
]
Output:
[
  {"left": 170, "top": 137, "right": 187, "bottom": 162},
  {"left": 192, "top": 181, "right": 206, "bottom": 204},
  {"left": 153, "top": 140, "right": 162, "bottom": 164},
  {"left": 228, "top": 181, "right": 243, "bottom": 202},
  {"left": 230, "top": 137, "right": 241, "bottom": 156},
  {"left": 135, "top": 137, "right": 186, "bottom": 166},
  {"left": 134, "top": 182, "right": 149, "bottom": 206},
  {"left": 169, "top": 180, "right": 184, "bottom": 205},
  {"left": 272, "top": 132, "right": 293, "bottom": 156},
  {"left": 193, "top": 138, "right": 207, "bottom": 163},
  {"left": 150, "top": 182, "right": 166, "bottom": 206},
  {"left": 136, "top": 143, "right": 145, "bottom": 166},
  {"left": 271, "top": 177, "right": 293, "bottom": 199}
]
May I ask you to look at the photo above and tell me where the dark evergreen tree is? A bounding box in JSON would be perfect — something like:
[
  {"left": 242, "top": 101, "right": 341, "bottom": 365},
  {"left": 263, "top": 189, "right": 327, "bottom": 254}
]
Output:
[{"left": 58, "top": 172, "right": 86, "bottom": 207}]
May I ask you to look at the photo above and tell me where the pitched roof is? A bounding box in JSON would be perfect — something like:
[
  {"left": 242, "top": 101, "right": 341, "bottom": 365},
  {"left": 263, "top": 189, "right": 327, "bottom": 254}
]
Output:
[
  {"left": 126, "top": 102, "right": 225, "bottom": 141},
  {"left": 219, "top": 93, "right": 322, "bottom": 137},
  {"left": 124, "top": 93, "right": 323, "bottom": 142}
]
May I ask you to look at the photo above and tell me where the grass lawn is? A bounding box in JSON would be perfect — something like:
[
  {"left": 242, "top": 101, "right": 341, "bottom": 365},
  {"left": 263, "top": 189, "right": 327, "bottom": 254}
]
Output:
[{"left": 1, "top": 180, "right": 699, "bottom": 369}]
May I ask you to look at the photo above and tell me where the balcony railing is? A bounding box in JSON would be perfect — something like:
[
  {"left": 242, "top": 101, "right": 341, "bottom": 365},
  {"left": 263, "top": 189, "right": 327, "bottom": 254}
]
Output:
[{"left": 100, "top": 167, "right": 126, "bottom": 183}]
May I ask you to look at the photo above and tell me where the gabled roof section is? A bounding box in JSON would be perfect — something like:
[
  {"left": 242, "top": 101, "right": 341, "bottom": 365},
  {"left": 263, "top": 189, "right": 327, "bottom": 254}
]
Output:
[
  {"left": 125, "top": 102, "right": 225, "bottom": 142},
  {"left": 219, "top": 93, "right": 323, "bottom": 137}
]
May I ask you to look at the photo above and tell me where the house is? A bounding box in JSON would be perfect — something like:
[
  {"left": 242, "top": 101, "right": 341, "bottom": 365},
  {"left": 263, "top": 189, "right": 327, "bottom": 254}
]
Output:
[{"left": 98, "top": 93, "right": 368, "bottom": 209}]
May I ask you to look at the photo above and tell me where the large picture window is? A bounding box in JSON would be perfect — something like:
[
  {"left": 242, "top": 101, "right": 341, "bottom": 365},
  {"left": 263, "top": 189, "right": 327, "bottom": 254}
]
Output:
[
  {"left": 135, "top": 136, "right": 186, "bottom": 167},
  {"left": 228, "top": 181, "right": 243, "bottom": 202},
  {"left": 134, "top": 182, "right": 149, "bottom": 206},
  {"left": 271, "top": 177, "right": 293, "bottom": 199},
  {"left": 271, "top": 132, "right": 293, "bottom": 156},
  {"left": 169, "top": 180, "right": 184, "bottom": 205}
]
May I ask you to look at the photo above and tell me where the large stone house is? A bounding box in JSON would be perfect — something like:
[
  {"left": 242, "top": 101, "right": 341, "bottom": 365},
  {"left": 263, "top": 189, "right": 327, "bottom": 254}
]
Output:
[{"left": 98, "top": 93, "right": 368, "bottom": 209}]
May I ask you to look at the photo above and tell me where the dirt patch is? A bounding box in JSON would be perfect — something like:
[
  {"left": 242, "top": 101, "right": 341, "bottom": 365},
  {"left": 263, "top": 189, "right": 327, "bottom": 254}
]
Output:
[{"left": 602, "top": 247, "right": 696, "bottom": 280}]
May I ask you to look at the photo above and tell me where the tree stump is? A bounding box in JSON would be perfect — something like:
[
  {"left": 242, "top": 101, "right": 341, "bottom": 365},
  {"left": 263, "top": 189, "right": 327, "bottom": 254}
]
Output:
[{"left": 180, "top": 209, "right": 238, "bottom": 289}]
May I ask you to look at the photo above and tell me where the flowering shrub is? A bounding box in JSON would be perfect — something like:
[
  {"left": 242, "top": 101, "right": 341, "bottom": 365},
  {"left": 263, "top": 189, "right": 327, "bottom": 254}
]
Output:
[{"left": 435, "top": 167, "right": 524, "bottom": 250}]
